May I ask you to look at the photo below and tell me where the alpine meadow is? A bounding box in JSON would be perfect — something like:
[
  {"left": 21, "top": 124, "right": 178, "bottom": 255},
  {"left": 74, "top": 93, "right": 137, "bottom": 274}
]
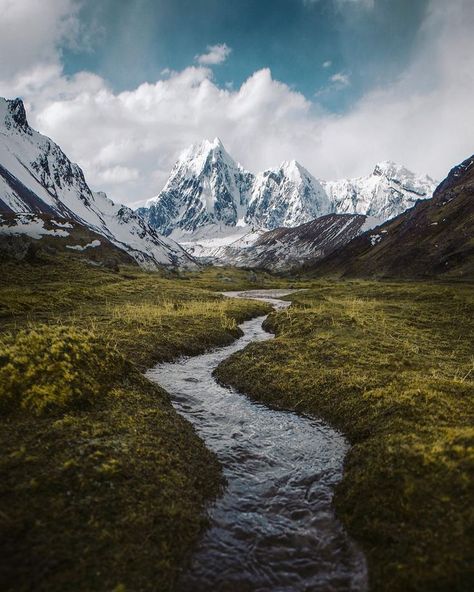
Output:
[{"left": 0, "top": 1, "right": 473, "bottom": 591}]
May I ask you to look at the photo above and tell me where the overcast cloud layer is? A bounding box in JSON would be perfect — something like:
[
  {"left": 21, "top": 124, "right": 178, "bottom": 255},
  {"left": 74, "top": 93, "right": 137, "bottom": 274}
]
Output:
[{"left": 0, "top": 0, "right": 473, "bottom": 205}]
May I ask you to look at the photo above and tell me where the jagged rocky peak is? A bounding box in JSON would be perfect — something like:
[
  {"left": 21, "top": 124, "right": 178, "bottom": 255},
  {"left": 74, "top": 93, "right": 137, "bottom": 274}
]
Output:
[
  {"left": 261, "top": 159, "right": 312, "bottom": 182},
  {"left": 373, "top": 160, "right": 405, "bottom": 177},
  {"left": 160, "top": 137, "right": 247, "bottom": 195},
  {"left": 281, "top": 159, "right": 309, "bottom": 175},
  {"left": 176, "top": 137, "right": 230, "bottom": 174},
  {"left": 0, "top": 95, "right": 195, "bottom": 269},
  {"left": 372, "top": 160, "right": 436, "bottom": 193},
  {"left": 0, "top": 97, "right": 30, "bottom": 132},
  {"left": 141, "top": 137, "right": 253, "bottom": 236},
  {"left": 322, "top": 160, "right": 437, "bottom": 220},
  {"left": 247, "top": 159, "right": 330, "bottom": 229}
]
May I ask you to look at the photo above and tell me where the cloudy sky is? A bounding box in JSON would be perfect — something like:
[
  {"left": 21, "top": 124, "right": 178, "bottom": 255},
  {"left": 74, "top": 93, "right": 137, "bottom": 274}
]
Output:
[{"left": 0, "top": 0, "right": 473, "bottom": 205}]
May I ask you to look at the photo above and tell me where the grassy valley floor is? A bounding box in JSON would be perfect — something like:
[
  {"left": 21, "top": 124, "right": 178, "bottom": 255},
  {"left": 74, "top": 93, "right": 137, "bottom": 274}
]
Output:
[
  {"left": 0, "top": 257, "right": 275, "bottom": 592},
  {"left": 215, "top": 281, "right": 474, "bottom": 592}
]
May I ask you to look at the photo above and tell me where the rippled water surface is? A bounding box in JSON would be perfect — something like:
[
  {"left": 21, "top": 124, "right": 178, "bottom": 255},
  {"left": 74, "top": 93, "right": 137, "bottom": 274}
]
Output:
[{"left": 146, "top": 290, "right": 367, "bottom": 592}]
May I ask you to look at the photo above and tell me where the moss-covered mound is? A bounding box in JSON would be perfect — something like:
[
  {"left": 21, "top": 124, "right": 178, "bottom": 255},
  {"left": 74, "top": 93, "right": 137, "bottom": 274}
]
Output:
[{"left": 0, "top": 325, "right": 126, "bottom": 414}]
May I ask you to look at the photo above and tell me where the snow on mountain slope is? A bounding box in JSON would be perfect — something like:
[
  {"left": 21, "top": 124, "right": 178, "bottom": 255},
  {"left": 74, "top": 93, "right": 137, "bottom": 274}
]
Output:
[
  {"left": 247, "top": 160, "right": 330, "bottom": 228},
  {"left": 138, "top": 140, "right": 436, "bottom": 249},
  {"left": 174, "top": 224, "right": 265, "bottom": 261},
  {"left": 308, "top": 155, "right": 474, "bottom": 279},
  {"left": 139, "top": 138, "right": 253, "bottom": 236},
  {"left": 215, "top": 214, "right": 379, "bottom": 271},
  {"left": 323, "top": 161, "right": 436, "bottom": 220},
  {"left": 0, "top": 97, "right": 195, "bottom": 269}
]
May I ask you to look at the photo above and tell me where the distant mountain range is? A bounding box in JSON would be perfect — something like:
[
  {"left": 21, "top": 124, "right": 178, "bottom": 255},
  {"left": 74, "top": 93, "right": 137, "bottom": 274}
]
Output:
[
  {"left": 0, "top": 98, "right": 195, "bottom": 269},
  {"left": 1, "top": 96, "right": 469, "bottom": 279},
  {"left": 305, "top": 155, "right": 474, "bottom": 279},
  {"left": 138, "top": 138, "right": 436, "bottom": 239}
]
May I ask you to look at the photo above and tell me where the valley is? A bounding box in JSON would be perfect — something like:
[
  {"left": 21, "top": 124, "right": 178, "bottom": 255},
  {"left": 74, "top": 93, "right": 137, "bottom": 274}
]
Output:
[
  {"left": 0, "top": 96, "right": 472, "bottom": 592},
  {"left": 1, "top": 256, "right": 472, "bottom": 591}
]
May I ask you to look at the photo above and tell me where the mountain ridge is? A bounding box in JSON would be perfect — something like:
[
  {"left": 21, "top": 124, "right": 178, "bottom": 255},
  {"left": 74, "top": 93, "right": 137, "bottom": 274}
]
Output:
[
  {"left": 305, "top": 154, "right": 474, "bottom": 279},
  {"left": 0, "top": 97, "right": 195, "bottom": 269},
  {"left": 139, "top": 138, "right": 437, "bottom": 238},
  {"left": 210, "top": 213, "right": 377, "bottom": 271}
]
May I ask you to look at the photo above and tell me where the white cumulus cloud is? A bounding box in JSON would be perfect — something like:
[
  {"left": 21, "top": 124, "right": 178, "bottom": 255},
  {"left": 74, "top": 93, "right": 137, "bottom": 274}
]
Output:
[
  {"left": 196, "top": 43, "right": 232, "bottom": 65},
  {"left": 0, "top": 0, "right": 473, "bottom": 207},
  {"left": 330, "top": 72, "right": 351, "bottom": 87}
]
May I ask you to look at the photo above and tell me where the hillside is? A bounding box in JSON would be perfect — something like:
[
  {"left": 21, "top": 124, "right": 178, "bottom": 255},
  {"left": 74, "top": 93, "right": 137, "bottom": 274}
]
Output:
[
  {"left": 307, "top": 155, "right": 474, "bottom": 279},
  {"left": 0, "top": 98, "right": 195, "bottom": 269},
  {"left": 213, "top": 213, "right": 376, "bottom": 271}
]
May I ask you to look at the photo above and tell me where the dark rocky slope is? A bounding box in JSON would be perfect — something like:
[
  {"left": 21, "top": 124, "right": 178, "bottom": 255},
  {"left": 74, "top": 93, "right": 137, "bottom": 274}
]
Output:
[
  {"left": 217, "top": 213, "right": 371, "bottom": 271},
  {"left": 307, "top": 155, "right": 474, "bottom": 279}
]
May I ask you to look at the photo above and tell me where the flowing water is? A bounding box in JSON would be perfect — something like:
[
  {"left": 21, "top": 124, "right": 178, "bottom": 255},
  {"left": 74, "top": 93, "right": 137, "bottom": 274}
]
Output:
[{"left": 146, "top": 290, "right": 367, "bottom": 592}]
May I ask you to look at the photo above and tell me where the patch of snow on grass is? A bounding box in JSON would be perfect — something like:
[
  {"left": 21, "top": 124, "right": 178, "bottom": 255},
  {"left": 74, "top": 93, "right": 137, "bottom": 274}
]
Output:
[
  {"left": 66, "top": 240, "right": 101, "bottom": 251},
  {"left": 0, "top": 215, "right": 70, "bottom": 239}
]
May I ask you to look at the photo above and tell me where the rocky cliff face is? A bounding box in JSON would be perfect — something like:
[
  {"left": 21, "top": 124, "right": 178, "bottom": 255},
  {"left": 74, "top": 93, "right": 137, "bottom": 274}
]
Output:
[{"left": 0, "top": 97, "right": 195, "bottom": 269}]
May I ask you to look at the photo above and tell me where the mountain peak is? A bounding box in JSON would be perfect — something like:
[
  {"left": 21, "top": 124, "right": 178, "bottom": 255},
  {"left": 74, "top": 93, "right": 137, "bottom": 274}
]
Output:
[
  {"left": 373, "top": 160, "right": 403, "bottom": 177},
  {"left": 210, "top": 136, "right": 223, "bottom": 149},
  {"left": 372, "top": 160, "right": 435, "bottom": 186},
  {"left": 175, "top": 137, "right": 237, "bottom": 178},
  {"left": 280, "top": 159, "right": 299, "bottom": 170},
  {"left": 182, "top": 137, "right": 225, "bottom": 157},
  {"left": 0, "top": 97, "right": 29, "bottom": 132},
  {"left": 279, "top": 159, "right": 313, "bottom": 182}
]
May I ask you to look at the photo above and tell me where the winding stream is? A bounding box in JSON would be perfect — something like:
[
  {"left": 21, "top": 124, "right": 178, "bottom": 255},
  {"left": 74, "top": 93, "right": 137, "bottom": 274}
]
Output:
[{"left": 146, "top": 290, "right": 367, "bottom": 592}]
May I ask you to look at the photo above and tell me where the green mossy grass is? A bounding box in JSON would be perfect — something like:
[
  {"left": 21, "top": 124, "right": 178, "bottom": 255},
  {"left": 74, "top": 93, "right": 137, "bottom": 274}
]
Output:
[
  {"left": 0, "top": 257, "right": 273, "bottom": 591},
  {"left": 215, "top": 280, "right": 474, "bottom": 592}
]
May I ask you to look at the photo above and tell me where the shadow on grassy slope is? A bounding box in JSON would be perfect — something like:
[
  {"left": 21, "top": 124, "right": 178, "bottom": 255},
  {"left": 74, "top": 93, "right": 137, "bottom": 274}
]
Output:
[{"left": 215, "top": 281, "right": 474, "bottom": 592}]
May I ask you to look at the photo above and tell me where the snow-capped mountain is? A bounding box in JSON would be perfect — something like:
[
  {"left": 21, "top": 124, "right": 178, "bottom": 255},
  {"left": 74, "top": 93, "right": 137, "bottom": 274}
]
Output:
[
  {"left": 323, "top": 161, "right": 436, "bottom": 221},
  {"left": 139, "top": 141, "right": 333, "bottom": 237},
  {"left": 247, "top": 160, "right": 330, "bottom": 228},
  {"left": 139, "top": 139, "right": 437, "bottom": 249},
  {"left": 139, "top": 138, "right": 253, "bottom": 235},
  {"left": 309, "top": 154, "right": 474, "bottom": 279},
  {"left": 0, "top": 97, "right": 195, "bottom": 269}
]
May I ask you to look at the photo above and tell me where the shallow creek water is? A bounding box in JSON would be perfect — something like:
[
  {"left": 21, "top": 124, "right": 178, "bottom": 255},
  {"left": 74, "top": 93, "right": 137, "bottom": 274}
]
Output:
[{"left": 146, "top": 290, "right": 367, "bottom": 592}]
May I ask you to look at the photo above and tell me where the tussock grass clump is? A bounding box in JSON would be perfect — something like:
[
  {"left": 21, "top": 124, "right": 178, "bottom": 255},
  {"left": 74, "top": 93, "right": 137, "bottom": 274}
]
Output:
[
  {"left": 108, "top": 299, "right": 240, "bottom": 332},
  {"left": 216, "top": 281, "right": 474, "bottom": 592},
  {"left": 0, "top": 325, "right": 125, "bottom": 414}
]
